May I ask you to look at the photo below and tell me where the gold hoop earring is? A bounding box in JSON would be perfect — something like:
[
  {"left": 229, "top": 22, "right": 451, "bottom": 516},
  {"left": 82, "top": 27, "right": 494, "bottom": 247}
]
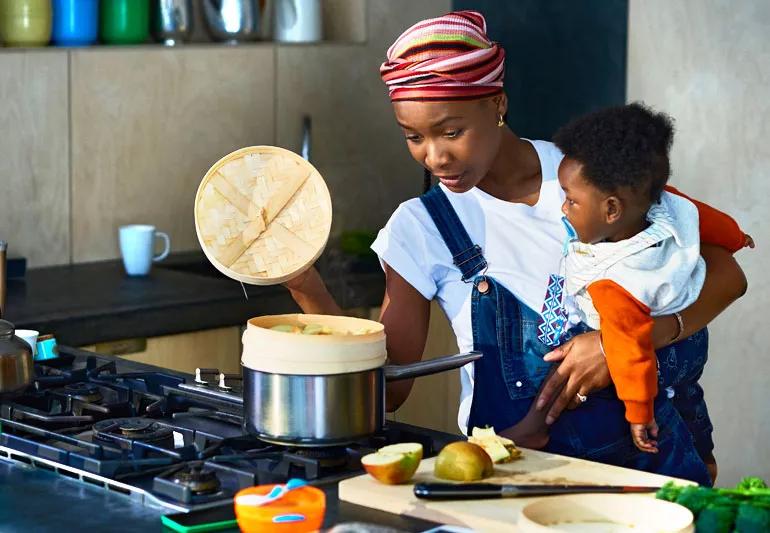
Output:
[{"left": 497, "top": 114, "right": 505, "bottom": 127}]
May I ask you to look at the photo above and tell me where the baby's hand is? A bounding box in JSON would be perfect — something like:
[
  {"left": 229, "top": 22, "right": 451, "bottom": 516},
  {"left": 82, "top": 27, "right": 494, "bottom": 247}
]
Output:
[
  {"left": 744, "top": 233, "right": 756, "bottom": 249},
  {"left": 630, "top": 420, "right": 659, "bottom": 453}
]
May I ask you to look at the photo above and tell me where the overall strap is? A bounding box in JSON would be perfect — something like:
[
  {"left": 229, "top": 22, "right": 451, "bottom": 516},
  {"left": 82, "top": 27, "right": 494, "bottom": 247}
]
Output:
[{"left": 420, "top": 186, "right": 487, "bottom": 281}]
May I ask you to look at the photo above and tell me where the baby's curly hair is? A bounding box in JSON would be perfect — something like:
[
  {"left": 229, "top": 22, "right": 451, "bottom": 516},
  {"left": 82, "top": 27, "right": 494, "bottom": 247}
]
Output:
[{"left": 553, "top": 102, "right": 674, "bottom": 204}]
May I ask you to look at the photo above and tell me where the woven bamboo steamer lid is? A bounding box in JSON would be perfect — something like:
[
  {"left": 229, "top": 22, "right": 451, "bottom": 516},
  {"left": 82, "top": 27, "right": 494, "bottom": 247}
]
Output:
[{"left": 195, "top": 146, "right": 332, "bottom": 285}]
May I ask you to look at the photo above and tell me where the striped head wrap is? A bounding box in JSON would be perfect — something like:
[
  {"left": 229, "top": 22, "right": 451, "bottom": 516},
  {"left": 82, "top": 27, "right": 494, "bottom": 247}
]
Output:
[{"left": 380, "top": 10, "right": 504, "bottom": 102}]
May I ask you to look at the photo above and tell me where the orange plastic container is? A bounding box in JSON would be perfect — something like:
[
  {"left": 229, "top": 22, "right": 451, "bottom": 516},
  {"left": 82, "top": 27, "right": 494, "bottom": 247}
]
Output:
[{"left": 234, "top": 484, "right": 326, "bottom": 533}]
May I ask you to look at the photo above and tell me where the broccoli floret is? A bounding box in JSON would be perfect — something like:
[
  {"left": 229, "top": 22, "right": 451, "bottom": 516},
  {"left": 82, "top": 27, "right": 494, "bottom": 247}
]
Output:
[
  {"left": 696, "top": 504, "right": 736, "bottom": 533},
  {"left": 676, "top": 486, "right": 719, "bottom": 516},
  {"left": 657, "top": 481, "right": 686, "bottom": 502},
  {"left": 735, "top": 502, "right": 770, "bottom": 533},
  {"left": 736, "top": 477, "right": 768, "bottom": 491}
]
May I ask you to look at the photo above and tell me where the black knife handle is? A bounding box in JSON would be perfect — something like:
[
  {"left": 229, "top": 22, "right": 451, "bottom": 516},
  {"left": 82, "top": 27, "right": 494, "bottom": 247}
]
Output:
[
  {"left": 414, "top": 483, "right": 503, "bottom": 500},
  {"left": 413, "top": 483, "right": 660, "bottom": 500}
]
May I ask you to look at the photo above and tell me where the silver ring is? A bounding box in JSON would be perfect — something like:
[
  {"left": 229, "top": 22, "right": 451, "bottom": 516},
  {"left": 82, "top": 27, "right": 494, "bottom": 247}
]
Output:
[{"left": 576, "top": 392, "right": 588, "bottom": 403}]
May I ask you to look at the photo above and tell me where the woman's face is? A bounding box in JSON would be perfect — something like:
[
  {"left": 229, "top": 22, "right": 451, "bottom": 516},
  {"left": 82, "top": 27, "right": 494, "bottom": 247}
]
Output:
[{"left": 392, "top": 97, "right": 504, "bottom": 193}]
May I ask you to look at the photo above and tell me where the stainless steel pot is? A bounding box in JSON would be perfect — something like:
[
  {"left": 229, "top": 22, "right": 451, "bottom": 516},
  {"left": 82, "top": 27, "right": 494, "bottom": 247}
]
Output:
[
  {"left": 202, "top": 0, "right": 261, "bottom": 43},
  {"left": 242, "top": 351, "right": 481, "bottom": 446},
  {"left": 151, "top": 0, "right": 194, "bottom": 46},
  {"left": 0, "top": 319, "right": 34, "bottom": 398}
]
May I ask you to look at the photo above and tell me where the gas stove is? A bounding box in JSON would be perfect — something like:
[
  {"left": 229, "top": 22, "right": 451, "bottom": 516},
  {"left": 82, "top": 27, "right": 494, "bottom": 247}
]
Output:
[{"left": 0, "top": 347, "right": 457, "bottom": 513}]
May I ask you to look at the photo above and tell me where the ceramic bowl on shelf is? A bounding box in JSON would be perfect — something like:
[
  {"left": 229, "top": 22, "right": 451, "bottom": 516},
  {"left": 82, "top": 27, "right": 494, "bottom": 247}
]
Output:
[
  {"left": 0, "top": 0, "right": 52, "bottom": 47},
  {"left": 51, "top": 0, "right": 98, "bottom": 46},
  {"left": 100, "top": 0, "right": 149, "bottom": 45}
]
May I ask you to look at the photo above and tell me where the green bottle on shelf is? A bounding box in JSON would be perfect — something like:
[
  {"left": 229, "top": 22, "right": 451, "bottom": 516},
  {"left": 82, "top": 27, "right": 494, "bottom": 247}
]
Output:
[{"left": 100, "top": 0, "right": 149, "bottom": 45}]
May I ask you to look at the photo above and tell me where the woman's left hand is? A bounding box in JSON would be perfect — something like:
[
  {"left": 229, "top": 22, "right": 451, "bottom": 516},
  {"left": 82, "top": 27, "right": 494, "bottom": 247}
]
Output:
[{"left": 536, "top": 331, "right": 611, "bottom": 425}]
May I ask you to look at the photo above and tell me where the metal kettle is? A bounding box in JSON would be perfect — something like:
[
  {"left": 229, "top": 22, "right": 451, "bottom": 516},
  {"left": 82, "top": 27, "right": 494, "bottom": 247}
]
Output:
[{"left": 0, "top": 319, "right": 33, "bottom": 397}]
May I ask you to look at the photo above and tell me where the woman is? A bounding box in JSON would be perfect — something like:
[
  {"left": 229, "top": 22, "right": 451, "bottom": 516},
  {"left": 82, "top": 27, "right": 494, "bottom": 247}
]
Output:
[{"left": 285, "top": 11, "right": 746, "bottom": 485}]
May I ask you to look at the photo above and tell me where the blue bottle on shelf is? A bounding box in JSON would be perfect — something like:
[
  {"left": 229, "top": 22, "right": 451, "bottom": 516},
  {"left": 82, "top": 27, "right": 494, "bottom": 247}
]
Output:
[{"left": 51, "top": 0, "right": 98, "bottom": 46}]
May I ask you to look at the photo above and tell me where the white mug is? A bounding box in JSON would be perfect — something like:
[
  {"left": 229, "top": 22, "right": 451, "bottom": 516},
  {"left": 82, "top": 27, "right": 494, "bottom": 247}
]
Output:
[
  {"left": 274, "top": 0, "right": 322, "bottom": 42},
  {"left": 119, "top": 225, "right": 170, "bottom": 276},
  {"left": 15, "top": 329, "right": 39, "bottom": 357}
]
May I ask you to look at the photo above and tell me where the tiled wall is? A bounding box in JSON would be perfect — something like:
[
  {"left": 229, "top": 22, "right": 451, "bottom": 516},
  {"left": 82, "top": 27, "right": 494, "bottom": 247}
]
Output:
[
  {"left": 70, "top": 46, "right": 275, "bottom": 262},
  {"left": 0, "top": 51, "right": 70, "bottom": 266},
  {"left": 628, "top": 0, "right": 770, "bottom": 486},
  {"left": 276, "top": 0, "right": 452, "bottom": 236},
  {"left": 0, "top": 0, "right": 450, "bottom": 267}
]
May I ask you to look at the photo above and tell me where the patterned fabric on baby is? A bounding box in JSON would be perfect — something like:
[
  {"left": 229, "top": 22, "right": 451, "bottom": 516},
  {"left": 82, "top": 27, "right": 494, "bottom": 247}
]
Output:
[{"left": 537, "top": 217, "right": 579, "bottom": 346}]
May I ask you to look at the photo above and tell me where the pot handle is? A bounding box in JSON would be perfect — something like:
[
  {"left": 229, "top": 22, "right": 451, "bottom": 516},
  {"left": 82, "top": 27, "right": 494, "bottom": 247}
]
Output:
[{"left": 383, "top": 351, "right": 482, "bottom": 382}]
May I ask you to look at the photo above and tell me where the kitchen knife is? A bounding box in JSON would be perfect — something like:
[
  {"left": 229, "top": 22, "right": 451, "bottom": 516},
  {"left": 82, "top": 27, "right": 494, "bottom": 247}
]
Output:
[{"left": 413, "top": 482, "right": 660, "bottom": 500}]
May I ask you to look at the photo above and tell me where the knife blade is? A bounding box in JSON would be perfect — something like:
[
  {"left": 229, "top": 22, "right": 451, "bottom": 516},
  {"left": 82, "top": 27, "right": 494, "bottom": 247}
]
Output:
[{"left": 413, "top": 482, "right": 660, "bottom": 500}]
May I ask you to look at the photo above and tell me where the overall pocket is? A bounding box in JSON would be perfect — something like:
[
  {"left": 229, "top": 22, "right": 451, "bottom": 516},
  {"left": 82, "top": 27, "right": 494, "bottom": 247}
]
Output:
[{"left": 479, "top": 277, "right": 552, "bottom": 400}]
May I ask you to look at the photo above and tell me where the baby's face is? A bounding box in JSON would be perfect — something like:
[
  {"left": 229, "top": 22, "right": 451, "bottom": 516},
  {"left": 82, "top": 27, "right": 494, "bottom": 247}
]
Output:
[{"left": 558, "top": 157, "right": 609, "bottom": 244}]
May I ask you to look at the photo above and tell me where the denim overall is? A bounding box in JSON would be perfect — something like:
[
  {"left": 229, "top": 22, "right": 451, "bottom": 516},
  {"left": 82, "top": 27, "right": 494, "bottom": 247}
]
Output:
[{"left": 420, "top": 186, "right": 713, "bottom": 486}]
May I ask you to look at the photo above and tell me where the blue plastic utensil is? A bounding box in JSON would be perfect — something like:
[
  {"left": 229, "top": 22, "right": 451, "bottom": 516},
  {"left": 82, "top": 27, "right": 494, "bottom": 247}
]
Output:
[{"left": 235, "top": 478, "right": 308, "bottom": 507}]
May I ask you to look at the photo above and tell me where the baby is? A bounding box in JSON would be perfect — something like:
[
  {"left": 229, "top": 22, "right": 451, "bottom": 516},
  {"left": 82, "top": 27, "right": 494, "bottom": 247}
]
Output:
[{"left": 551, "top": 102, "right": 752, "bottom": 453}]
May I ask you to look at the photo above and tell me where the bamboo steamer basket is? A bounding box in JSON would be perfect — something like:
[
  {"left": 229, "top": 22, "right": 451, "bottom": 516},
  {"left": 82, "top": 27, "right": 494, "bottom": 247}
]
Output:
[
  {"left": 194, "top": 146, "right": 332, "bottom": 286},
  {"left": 241, "top": 314, "right": 387, "bottom": 375}
]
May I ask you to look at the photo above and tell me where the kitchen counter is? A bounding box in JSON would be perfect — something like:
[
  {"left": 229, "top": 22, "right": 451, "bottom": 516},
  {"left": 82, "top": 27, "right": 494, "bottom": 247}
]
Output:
[
  {"left": 3, "top": 251, "right": 384, "bottom": 346},
  {"left": 0, "top": 348, "right": 443, "bottom": 533},
  {"left": 0, "top": 463, "right": 441, "bottom": 532}
]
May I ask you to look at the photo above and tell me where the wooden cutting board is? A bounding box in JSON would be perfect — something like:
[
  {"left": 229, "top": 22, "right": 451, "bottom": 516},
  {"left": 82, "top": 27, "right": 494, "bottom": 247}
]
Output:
[
  {"left": 338, "top": 448, "right": 692, "bottom": 532},
  {"left": 195, "top": 146, "right": 332, "bottom": 286}
]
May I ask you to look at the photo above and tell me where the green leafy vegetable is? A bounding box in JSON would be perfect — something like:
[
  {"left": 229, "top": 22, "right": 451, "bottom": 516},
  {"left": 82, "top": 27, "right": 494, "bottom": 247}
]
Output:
[
  {"left": 675, "top": 486, "right": 719, "bottom": 515},
  {"left": 696, "top": 504, "right": 736, "bottom": 533},
  {"left": 656, "top": 476, "right": 770, "bottom": 532},
  {"left": 735, "top": 502, "right": 770, "bottom": 533},
  {"left": 736, "top": 477, "right": 769, "bottom": 491}
]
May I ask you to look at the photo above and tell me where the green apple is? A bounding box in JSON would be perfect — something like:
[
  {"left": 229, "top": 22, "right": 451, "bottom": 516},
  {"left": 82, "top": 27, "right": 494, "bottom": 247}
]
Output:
[{"left": 434, "top": 441, "right": 494, "bottom": 481}]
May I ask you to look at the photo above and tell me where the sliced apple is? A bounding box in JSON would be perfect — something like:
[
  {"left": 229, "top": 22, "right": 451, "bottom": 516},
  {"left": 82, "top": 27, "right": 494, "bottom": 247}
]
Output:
[
  {"left": 434, "top": 441, "right": 494, "bottom": 481},
  {"left": 377, "top": 442, "right": 424, "bottom": 464},
  {"left": 469, "top": 426, "right": 522, "bottom": 463},
  {"left": 471, "top": 427, "right": 498, "bottom": 439},
  {"left": 361, "top": 444, "right": 423, "bottom": 485},
  {"left": 270, "top": 324, "right": 302, "bottom": 333}
]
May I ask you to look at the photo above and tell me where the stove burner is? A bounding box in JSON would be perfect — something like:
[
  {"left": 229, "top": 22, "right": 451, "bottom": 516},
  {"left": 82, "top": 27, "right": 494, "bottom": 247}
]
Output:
[
  {"left": 3, "top": 352, "right": 462, "bottom": 514},
  {"left": 93, "top": 417, "right": 174, "bottom": 446},
  {"left": 63, "top": 382, "right": 103, "bottom": 403},
  {"left": 170, "top": 464, "right": 222, "bottom": 495},
  {"left": 289, "top": 446, "right": 348, "bottom": 469}
]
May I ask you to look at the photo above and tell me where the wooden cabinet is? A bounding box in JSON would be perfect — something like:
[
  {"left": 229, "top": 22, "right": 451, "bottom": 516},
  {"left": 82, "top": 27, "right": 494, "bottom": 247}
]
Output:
[
  {"left": 377, "top": 302, "right": 464, "bottom": 436},
  {"left": 81, "top": 326, "right": 242, "bottom": 375}
]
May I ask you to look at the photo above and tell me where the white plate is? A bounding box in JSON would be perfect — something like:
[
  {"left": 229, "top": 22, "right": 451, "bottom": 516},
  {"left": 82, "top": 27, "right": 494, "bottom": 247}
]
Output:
[{"left": 519, "top": 494, "right": 694, "bottom": 533}]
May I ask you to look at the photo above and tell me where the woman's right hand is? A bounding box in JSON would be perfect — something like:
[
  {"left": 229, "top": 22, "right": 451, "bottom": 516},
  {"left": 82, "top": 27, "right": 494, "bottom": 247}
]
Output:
[
  {"left": 282, "top": 266, "right": 316, "bottom": 292},
  {"left": 282, "top": 266, "right": 343, "bottom": 316}
]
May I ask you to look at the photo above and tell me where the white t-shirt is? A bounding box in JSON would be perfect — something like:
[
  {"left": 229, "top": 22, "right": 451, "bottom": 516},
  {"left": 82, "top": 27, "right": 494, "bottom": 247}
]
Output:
[{"left": 371, "top": 140, "right": 567, "bottom": 433}]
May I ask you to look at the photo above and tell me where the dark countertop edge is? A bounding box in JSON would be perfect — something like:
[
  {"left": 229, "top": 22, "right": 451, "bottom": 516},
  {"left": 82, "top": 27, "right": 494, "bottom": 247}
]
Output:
[{"left": 11, "top": 257, "right": 384, "bottom": 346}]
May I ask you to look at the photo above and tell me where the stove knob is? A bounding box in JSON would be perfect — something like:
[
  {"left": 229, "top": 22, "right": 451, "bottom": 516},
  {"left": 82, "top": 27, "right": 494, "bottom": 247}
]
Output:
[
  {"left": 217, "top": 372, "right": 242, "bottom": 390},
  {"left": 195, "top": 368, "right": 220, "bottom": 385}
]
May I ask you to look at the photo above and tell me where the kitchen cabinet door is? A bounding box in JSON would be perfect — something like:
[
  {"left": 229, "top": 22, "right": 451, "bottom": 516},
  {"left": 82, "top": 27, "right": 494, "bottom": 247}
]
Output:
[
  {"left": 81, "top": 326, "right": 242, "bottom": 375},
  {"left": 381, "top": 302, "right": 464, "bottom": 436}
]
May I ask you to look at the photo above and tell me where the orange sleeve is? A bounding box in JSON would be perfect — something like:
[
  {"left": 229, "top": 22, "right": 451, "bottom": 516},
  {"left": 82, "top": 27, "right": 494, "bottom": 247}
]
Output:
[
  {"left": 665, "top": 185, "right": 745, "bottom": 253},
  {"left": 587, "top": 280, "right": 657, "bottom": 424}
]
